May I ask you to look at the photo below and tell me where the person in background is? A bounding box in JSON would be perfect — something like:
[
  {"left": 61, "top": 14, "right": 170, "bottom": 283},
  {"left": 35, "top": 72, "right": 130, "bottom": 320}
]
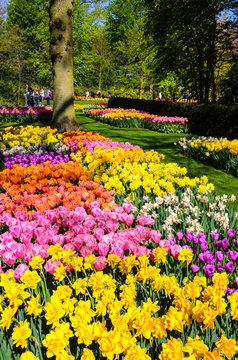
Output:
[
  {"left": 97, "top": 90, "right": 101, "bottom": 98},
  {"left": 39, "top": 88, "right": 44, "bottom": 106},
  {"left": 24, "top": 89, "right": 29, "bottom": 106},
  {"left": 107, "top": 91, "right": 111, "bottom": 98},
  {"left": 27, "top": 88, "right": 34, "bottom": 107},
  {"left": 86, "top": 90, "right": 89, "bottom": 97},
  {"left": 158, "top": 91, "right": 162, "bottom": 100},
  {"left": 45, "top": 88, "right": 50, "bottom": 106},
  {"left": 33, "top": 87, "right": 39, "bottom": 106}
]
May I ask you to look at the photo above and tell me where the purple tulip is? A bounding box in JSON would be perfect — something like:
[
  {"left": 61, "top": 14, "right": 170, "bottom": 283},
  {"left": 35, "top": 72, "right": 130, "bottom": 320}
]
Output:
[
  {"left": 200, "top": 241, "right": 208, "bottom": 251},
  {"left": 198, "top": 253, "right": 206, "bottom": 263},
  {"left": 222, "top": 238, "right": 229, "bottom": 251},
  {"left": 203, "top": 264, "right": 215, "bottom": 277},
  {"left": 176, "top": 232, "right": 184, "bottom": 241},
  {"left": 216, "top": 263, "right": 225, "bottom": 272},
  {"left": 214, "top": 240, "right": 222, "bottom": 250},
  {"left": 235, "top": 277, "right": 238, "bottom": 288},
  {"left": 228, "top": 250, "right": 238, "bottom": 261},
  {"left": 168, "top": 237, "right": 176, "bottom": 246},
  {"left": 215, "top": 251, "right": 224, "bottom": 262},
  {"left": 186, "top": 231, "right": 193, "bottom": 242},
  {"left": 191, "top": 264, "right": 200, "bottom": 273},
  {"left": 203, "top": 250, "right": 215, "bottom": 264},
  {"left": 227, "top": 228, "right": 235, "bottom": 238},
  {"left": 225, "top": 262, "right": 235, "bottom": 273},
  {"left": 211, "top": 232, "right": 219, "bottom": 241},
  {"left": 224, "top": 287, "right": 234, "bottom": 295},
  {"left": 198, "top": 232, "right": 207, "bottom": 242}
]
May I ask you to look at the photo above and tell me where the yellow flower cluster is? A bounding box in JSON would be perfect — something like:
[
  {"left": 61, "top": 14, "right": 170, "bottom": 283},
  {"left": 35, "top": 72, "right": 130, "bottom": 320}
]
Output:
[
  {"left": 72, "top": 147, "right": 214, "bottom": 196},
  {"left": 190, "top": 137, "right": 238, "bottom": 156},
  {"left": 102, "top": 109, "right": 156, "bottom": 121},
  {"left": 74, "top": 104, "right": 87, "bottom": 110},
  {"left": 1, "top": 252, "right": 238, "bottom": 359},
  {"left": 0, "top": 125, "right": 61, "bottom": 148}
]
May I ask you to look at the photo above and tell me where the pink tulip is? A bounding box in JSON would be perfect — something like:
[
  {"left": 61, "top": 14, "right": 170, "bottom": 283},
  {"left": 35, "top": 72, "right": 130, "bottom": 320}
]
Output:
[
  {"left": 94, "top": 256, "right": 107, "bottom": 271},
  {"left": 97, "top": 242, "right": 109, "bottom": 256},
  {"left": 150, "top": 230, "right": 162, "bottom": 244},
  {"left": 159, "top": 240, "right": 171, "bottom": 253},
  {"left": 14, "top": 263, "right": 29, "bottom": 281},
  {"left": 171, "top": 244, "right": 182, "bottom": 259},
  {"left": 2, "top": 251, "right": 16, "bottom": 265},
  {"left": 44, "top": 259, "right": 60, "bottom": 274}
]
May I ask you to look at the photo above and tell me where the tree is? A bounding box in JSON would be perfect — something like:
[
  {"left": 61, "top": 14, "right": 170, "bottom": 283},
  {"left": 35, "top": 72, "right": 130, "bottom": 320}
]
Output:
[
  {"left": 143, "top": 0, "right": 238, "bottom": 103},
  {"left": 7, "top": 0, "right": 52, "bottom": 88},
  {"left": 118, "top": 18, "right": 156, "bottom": 99},
  {"left": 90, "top": 26, "right": 115, "bottom": 93},
  {"left": 106, "top": 0, "right": 157, "bottom": 98},
  {"left": 49, "top": 0, "right": 78, "bottom": 131}
]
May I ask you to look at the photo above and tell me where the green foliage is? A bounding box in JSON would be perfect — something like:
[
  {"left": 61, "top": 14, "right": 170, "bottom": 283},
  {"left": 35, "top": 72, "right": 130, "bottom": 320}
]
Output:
[
  {"left": 143, "top": 0, "right": 238, "bottom": 103},
  {"left": 158, "top": 72, "right": 184, "bottom": 100},
  {"left": 106, "top": 0, "right": 144, "bottom": 48},
  {"left": 0, "top": 0, "right": 51, "bottom": 105}
]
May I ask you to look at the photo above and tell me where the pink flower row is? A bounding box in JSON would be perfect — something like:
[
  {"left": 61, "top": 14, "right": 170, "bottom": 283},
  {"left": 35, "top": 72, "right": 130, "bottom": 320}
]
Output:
[
  {"left": 0, "top": 202, "right": 167, "bottom": 277},
  {"left": 68, "top": 139, "right": 141, "bottom": 154},
  {"left": 149, "top": 116, "right": 188, "bottom": 124}
]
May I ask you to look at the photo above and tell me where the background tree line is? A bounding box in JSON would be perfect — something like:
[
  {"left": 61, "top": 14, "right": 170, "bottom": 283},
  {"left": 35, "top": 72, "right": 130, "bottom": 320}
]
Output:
[{"left": 0, "top": 0, "right": 237, "bottom": 105}]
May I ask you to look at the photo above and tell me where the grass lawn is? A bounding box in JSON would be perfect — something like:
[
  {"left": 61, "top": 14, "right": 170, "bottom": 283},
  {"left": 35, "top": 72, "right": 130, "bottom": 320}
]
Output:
[{"left": 76, "top": 112, "right": 238, "bottom": 208}]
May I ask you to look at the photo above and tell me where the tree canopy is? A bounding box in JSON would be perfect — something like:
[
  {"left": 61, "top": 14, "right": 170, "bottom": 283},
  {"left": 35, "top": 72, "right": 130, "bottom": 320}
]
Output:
[{"left": 0, "top": 0, "right": 237, "bottom": 105}]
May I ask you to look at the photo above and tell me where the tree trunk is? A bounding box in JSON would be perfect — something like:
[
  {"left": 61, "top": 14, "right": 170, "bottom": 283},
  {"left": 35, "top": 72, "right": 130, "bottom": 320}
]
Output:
[
  {"left": 49, "top": 0, "right": 78, "bottom": 132},
  {"left": 150, "top": 83, "right": 154, "bottom": 99}
]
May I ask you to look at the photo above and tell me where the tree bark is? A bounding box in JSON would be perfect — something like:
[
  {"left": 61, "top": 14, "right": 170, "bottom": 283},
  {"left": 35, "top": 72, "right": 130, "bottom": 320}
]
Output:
[{"left": 49, "top": 0, "right": 78, "bottom": 131}]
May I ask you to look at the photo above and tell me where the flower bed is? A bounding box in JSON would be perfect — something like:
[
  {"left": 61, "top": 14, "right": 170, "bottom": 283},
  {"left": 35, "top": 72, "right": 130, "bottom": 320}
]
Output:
[
  {"left": 176, "top": 136, "right": 238, "bottom": 177},
  {"left": 0, "top": 125, "right": 238, "bottom": 359},
  {"left": 0, "top": 106, "right": 52, "bottom": 124},
  {"left": 86, "top": 108, "right": 189, "bottom": 133},
  {"left": 74, "top": 96, "right": 109, "bottom": 101},
  {"left": 74, "top": 103, "right": 107, "bottom": 112}
]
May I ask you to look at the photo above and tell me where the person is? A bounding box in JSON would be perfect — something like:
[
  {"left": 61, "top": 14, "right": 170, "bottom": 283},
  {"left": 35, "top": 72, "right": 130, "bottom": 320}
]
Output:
[
  {"left": 24, "top": 89, "right": 29, "bottom": 106},
  {"left": 187, "top": 91, "right": 191, "bottom": 102},
  {"left": 107, "top": 91, "right": 111, "bottom": 98},
  {"left": 33, "top": 87, "right": 39, "bottom": 106},
  {"left": 86, "top": 90, "right": 89, "bottom": 97},
  {"left": 97, "top": 90, "right": 101, "bottom": 98},
  {"left": 90, "top": 90, "right": 95, "bottom": 98},
  {"left": 39, "top": 88, "right": 44, "bottom": 106},
  {"left": 158, "top": 91, "right": 162, "bottom": 100},
  {"left": 45, "top": 88, "right": 50, "bottom": 106},
  {"left": 27, "top": 88, "right": 34, "bottom": 107}
]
